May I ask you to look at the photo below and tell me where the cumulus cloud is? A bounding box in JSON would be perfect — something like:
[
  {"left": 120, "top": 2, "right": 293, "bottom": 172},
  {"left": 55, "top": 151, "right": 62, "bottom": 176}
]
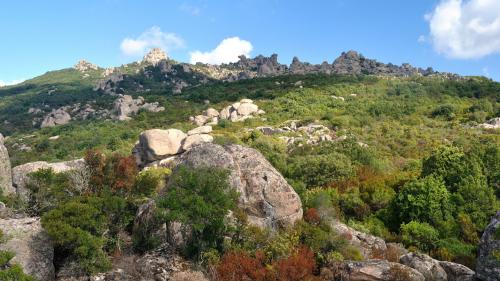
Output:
[
  {"left": 190, "top": 37, "right": 253, "bottom": 64},
  {"left": 0, "top": 79, "right": 24, "bottom": 87},
  {"left": 120, "top": 26, "right": 185, "bottom": 57},
  {"left": 426, "top": 0, "right": 500, "bottom": 59}
]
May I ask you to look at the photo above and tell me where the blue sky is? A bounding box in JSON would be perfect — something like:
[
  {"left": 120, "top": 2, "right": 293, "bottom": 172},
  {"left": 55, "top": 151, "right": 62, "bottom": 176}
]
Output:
[{"left": 1, "top": 0, "right": 500, "bottom": 84}]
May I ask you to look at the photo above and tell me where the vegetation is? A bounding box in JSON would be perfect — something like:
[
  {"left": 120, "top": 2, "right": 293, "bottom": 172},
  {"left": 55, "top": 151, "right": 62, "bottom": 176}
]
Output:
[
  {"left": 3, "top": 69, "right": 499, "bottom": 276},
  {"left": 0, "top": 231, "right": 34, "bottom": 281}
]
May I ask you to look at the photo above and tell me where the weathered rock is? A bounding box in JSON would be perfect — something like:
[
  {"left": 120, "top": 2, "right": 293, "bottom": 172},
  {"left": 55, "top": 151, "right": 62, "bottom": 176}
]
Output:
[
  {"left": 439, "top": 261, "right": 475, "bottom": 281},
  {"left": 237, "top": 103, "right": 259, "bottom": 116},
  {"left": 330, "top": 220, "right": 388, "bottom": 260},
  {"left": 133, "top": 199, "right": 167, "bottom": 246},
  {"left": 321, "top": 260, "right": 425, "bottom": 281},
  {"left": 136, "top": 129, "right": 187, "bottom": 162},
  {"left": 386, "top": 242, "right": 408, "bottom": 262},
  {"left": 478, "top": 117, "right": 500, "bottom": 129},
  {"left": 476, "top": 211, "right": 500, "bottom": 281},
  {"left": 181, "top": 134, "right": 213, "bottom": 151},
  {"left": 203, "top": 108, "right": 219, "bottom": 118},
  {"left": 193, "top": 115, "right": 209, "bottom": 126},
  {"left": 187, "top": 125, "right": 212, "bottom": 136},
  {"left": 0, "top": 133, "right": 15, "bottom": 195},
  {"left": 74, "top": 60, "right": 98, "bottom": 72},
  {"left": 399, "top": 252, "right": 447, "bottom": 281},
  {"left": 142, "top": 48, "right": 168, "bottom": 65},
  {"left": 41, "top": 108, "right": 71, "bottom": 128},
  {"left": 113, "top": 95, "right": 164, "bottom": 121},
  {"left": 177, "top": 143, "right": 302, "bottom": 230},
  {"left": 12, "top": 159, "right": 84, "bottom": 198},
  {"left": 219, "top": 106, "right": 232, "bottom": 120},
  {"left": 0, "top": 217, "right": 55, "bottom": 281}
]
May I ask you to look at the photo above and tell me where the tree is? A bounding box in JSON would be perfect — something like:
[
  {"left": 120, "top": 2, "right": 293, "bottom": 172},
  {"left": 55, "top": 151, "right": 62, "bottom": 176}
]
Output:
[
  {"left": 391, "top": 175, "right": 452, "bottom": 227},
  {"left": 157, "top": 166, "right": 237, "bottom": 257}
]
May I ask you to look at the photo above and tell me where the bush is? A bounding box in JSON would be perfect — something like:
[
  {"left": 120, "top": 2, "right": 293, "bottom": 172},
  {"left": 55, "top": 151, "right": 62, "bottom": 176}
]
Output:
[
  {"left": 431, "top": 104, "right": 455, "bottom": 120},
  {"left": 391, "top": 175, "right": 452, "bottom": 227},
  {"left": 134, "top": 167, "right": 171, "bottom": 196},
  {"left": 401, "top": 221, "right": 439, "bottom": 252},
  {"left": 289, "top": 153, "right": 354, "bottom": 187},
  {"left": 157, "top": 166, "right": 237, "bottom": 258}
]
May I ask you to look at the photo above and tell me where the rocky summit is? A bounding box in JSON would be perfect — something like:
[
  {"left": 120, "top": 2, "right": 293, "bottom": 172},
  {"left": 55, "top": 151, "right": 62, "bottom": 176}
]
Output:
[{"left": 142, "top": 48, "right": 168, "bottom": 65}]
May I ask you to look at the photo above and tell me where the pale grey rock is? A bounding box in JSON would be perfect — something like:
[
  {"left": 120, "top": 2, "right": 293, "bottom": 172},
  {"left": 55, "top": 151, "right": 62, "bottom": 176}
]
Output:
[
  {"left": 476, "top": 211, "right": 500, "bottom": 281},
  {"left": 400, "top": 252, "right": 447, "bottom": 281},
  {"left": 321, "top": 260, "right": 425, "bottom": 281},
  {"left": 237, "top": 103, "right": 259, "bottom": 116},
  {"left": 0, "top": 134, "right": 14, "bottom": 195},
  {"left": 177, "top": 143, "right": 303, "bottom": 230},
  {"left": 142, "top": 48, "right": 167, "bottom": 65},
  {"left": 12, "top": 159, "right": 84, "bottom": 198},
  {"left": 136, "top": 129, "right": 186, "bottom": 162},
  {"left": 0, "top": 217, "right": 55, "bottom": 281},
  {"left": 74, "top": 60, "right": 98, "bottom": 72},
  {"left": 187, "top": 125, "right": 212, "bottom": 136},
  {"left": 203, "top": 108, "right": 219, "bottom": 118},
  {"left": 330, "top": 220, "right": 388, "bottom": 260},
  {"left": 41, "top": 108, "right": 71, "bottom": 128},
  {"left": 181, "top": 134, "right": 213, "bottom": 151},
  {"left": 478, "top": 117, "right": 500, "bottom": 129},
  {"left": 439, "top": 261, "right": 475, "bottom": 281}
]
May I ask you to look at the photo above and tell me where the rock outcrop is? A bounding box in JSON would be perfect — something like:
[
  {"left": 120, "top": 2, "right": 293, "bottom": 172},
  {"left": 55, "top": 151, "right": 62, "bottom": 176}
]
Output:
[
  {"left": 189, "top": 98, "right": 265, "bottom": 126},
  {"left": 439, "top": 261, "right": 475, "bottom": 281},
  {"left": 142, "top": 48, "right": 168, "bottom": 65},
  {"left": 321, "top": 260, "right": 425, "bottom": 281},
  {"left": 0, "top": 217, "right": 55, "bottom": 281},
  {"left": 476, "top": 211, "right": 500, "bottom": 281},
  {"left": 74, "top": 60, "right": 98, "bottom": 72},
  {"left": 176, "top": 143, "right": 303, "bottom": 229},
  {"left": 330, "top": 220, "right": 388, "bottom": 260},
  {"left": 12, "top": 159, "right": 84, "bottom": 198},
  {"left": 41, "top": 108, "right": 72, "bottom": 128},
  {"left": 113, "top": 95, "right": 165, "bottom": 121},
  {"left": 400, "top": 253, "right": 448, "bottom": 281},
  {"left": 133, "top": 126, "right": 214, "bottom": 168},
  {"left": 0, "top": 133, "right": 15, "bottom": 195},
  {"left": 478, "top": 117, "right": 500, "bottom": 129}
]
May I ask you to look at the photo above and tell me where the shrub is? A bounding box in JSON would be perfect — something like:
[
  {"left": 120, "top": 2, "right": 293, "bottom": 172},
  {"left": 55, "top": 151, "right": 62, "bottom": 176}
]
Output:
[
  {"left": 217, "top": 250, "right": 268, "bottom": 281},
  {"left": 134, "top": 167, "right": 171, "bottom": 196},
  {"left": 272, "top": 246, "right": 317, "bottom": 281},
  {"left": 431, "top": 104, "right": 455, "bottom": 120},
  {"left": 157, "top": 166, "right": 237, "bottom": 257},
  {"left": 25, "top": 168, "right": 71, "bottom": 215},
  {"left": 391, "top": 175, "right": 452, "bottom": 227},
  {"left": 289, "top": 153, "right": 354, "bottom": 187},
  {"left": 401, "top": 221, "right": 439, "bottom": 252}
]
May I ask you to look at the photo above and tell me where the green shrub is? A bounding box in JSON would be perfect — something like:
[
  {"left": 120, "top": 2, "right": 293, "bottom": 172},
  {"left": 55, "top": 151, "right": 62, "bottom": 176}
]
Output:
[
  {"left": 289, "top": 153, "right": 354, "bottom": 187},
  {"left": 401, "top": 221, "right": 439, "bottom": 252},
  {"left": 431, "top": 104, "right": 455, "bottom": 120},
  {"left": 157, "top": 166, "right": 237, "bottom": 258},
  {"left": 134, "top": 167, "right": 171, "bottom": 196},
  {"left": 391, "top": 175, "right": 452, "bottom": 227}
]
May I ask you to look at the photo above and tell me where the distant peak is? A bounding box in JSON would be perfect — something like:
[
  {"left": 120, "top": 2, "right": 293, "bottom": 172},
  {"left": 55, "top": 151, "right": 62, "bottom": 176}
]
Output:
[
  {"left": 142, "top": 48, "right": 167, "bottom": 65},
  {"left": 74, "top": 60, "right": 98, "bottom": 72}
]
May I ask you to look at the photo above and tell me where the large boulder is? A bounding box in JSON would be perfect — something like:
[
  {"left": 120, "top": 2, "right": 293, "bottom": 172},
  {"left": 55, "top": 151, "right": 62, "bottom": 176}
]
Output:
[
  {"left": 176, "top": 143, "right": 302, "bottom": 230},
  {"left": 136, "top": 129, "right": 187, "bottom": 162},
  {"left": 12, "top": 159, "right": 85, "bottom": 198},
  {"left": 0, "top": 217, "right": 55, "bottom": 281},
  {"left": 41, "top": 108, "right": 71, "bottom": 128},
  {"left": 399, "top": 252, "right": 447, "bottom": 281},
  {"left": 330, "top": 220, "right": 388, "bottom": 260},
  {"left": 181, "top": 134, "right": 213, "bottom": 151},
  {"left": 476, "top": 211, "right": 500, "bottom": 281},
  {"left": 321, "top": 260, "right": 425, "bottom": 281},
  {"left": 439, "top": 261, "right": 475, "bottom": 281},
  {"left": 0, "top": 134, "right": 15, "bottom": 195}
]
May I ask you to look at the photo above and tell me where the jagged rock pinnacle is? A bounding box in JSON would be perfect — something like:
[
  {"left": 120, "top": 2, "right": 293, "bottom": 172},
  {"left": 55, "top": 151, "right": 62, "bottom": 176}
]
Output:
[
  {"left": 142, "top": 48, "right": 168, "bottom": 65},
  {"left": 74, "top": 60, "right": 98, "bottom": 72}
]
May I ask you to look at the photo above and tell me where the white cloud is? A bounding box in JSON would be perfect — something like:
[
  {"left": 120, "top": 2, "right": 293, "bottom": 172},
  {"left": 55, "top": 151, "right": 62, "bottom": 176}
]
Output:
[
  {"left": 0, "top": 79, "right": 24, "bottom": 87},
  {"left": 120, "top": 26, "right": 185, "bottom": 57},
  {"left": 418, "top": 35, "right": 427, "bottom": 43},
  {"left": 190, "top": 37, "right": 253, "bottom": 65},
  {"left": 426, "top": 0, "right": 500, "bottom": 59}
]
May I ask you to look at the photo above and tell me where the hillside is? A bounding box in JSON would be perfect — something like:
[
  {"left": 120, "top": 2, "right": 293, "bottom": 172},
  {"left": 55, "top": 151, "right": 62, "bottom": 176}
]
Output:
[{"left": 0, "top": 49, "right": 499, "bottom": 281}]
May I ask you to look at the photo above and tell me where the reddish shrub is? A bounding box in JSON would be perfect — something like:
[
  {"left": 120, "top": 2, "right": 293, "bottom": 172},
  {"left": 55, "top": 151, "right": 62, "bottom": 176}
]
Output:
[
  {"left": 112, "top": 155, "right": 137, "bottom": 192},
  {"left": 304, "top": 208, "right": 321, "bottom": 225},
  {"left": 216, "top": 251, "right": 267, "bottom": 281},
  {"left": 272, "top": 246, "right": 317, "bottom": 281}
]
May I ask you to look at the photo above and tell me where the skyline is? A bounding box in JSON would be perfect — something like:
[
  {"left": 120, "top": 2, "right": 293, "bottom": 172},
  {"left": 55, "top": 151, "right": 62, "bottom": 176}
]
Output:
[{"left": 1, "top": 0, "right": 500, "bottom": 85}]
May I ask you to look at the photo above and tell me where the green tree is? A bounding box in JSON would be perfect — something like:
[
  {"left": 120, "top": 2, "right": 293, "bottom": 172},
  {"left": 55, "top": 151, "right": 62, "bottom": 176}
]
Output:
[
  {"left": 391, "top": 175, "right": 452, "bottom": 227},
  {"left": 157, "top": 166, "right": 237, "bottom": 258}
]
